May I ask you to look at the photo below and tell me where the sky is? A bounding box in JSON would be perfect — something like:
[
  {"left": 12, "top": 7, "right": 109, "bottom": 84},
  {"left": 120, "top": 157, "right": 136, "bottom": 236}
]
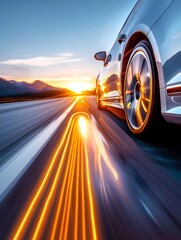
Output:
[{"left": 0, "top": 0, "right": 137, "bottom": 92}]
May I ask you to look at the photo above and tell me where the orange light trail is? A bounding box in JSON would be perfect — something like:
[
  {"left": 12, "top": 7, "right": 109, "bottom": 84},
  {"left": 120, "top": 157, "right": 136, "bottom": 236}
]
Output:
[
  {"left": 84, "top": 140, "right": 98, "bottom": 240},
  {"left": 32, "top": 125, "right": 77, "bottom": 240},
  {"left": 50, "top": 134, "right": 77, "bottom": 240},
  {"left": 81, "top": 141, "right": 86, "bottom": 240},
  {"left": 12, "top": 114, "right": 74, "bottom": 240},
  {"left": 11, "top": 112, "right": 100, "bottom": 240}
]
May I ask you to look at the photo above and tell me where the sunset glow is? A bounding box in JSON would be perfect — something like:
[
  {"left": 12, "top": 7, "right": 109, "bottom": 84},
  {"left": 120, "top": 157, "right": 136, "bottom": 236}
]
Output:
[
  {"left": 47, "top": 77, "right": 95, "bottom": 93},
  {"left": 2, "top": 75, "right": 95, "bottom": 93}
]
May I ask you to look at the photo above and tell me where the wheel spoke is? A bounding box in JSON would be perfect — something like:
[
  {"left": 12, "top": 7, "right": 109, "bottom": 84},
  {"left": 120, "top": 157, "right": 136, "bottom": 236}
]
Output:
[
  {"left": 135, "top": 99, "right": 146, "bottom": 127},
  {"left": 126, "top": 90, "right": 134, "bottom": 110},
  {"left": 132, "top": 53, "right": 144, "bottom": 75},
  {"left": 140, "top": 62, "right": 150, "bottom": 86},
  {"left": 127, "top": 99, "right": 137, "bottom": 127},
  {"left": 127, "top": 64, "right": 133, "bottom": 86},
  {"left": 140, "top": 99, "right": 148, "bottom": 113},
  {"left": 140, "top": 63, "right": 151, "bottom": 100},
  {"left": 140, "top": 58, "right": 147, "bottom": 77}
]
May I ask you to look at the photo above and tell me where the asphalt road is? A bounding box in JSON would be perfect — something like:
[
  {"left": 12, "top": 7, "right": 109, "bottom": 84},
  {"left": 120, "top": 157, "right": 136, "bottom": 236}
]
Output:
[{"left": 0, "top": 96, "right": 181, "bottom": 240}]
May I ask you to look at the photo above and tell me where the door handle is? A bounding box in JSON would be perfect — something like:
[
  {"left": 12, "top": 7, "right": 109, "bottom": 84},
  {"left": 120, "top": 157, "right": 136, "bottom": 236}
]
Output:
[
  {"left": 104, "top": 54, "right": 112, "bottom": 66},
  {"left": 118, "top": 34, "right": 126, "bottom": 44},
  {"left": 104, "top": 61, "right": 108, "bottom": 67}
]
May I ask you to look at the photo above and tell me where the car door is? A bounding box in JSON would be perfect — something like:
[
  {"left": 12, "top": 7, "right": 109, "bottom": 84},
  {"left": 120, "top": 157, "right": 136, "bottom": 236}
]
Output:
[{"left": 103, "top": 43, "right": 121, "bottom": 100}]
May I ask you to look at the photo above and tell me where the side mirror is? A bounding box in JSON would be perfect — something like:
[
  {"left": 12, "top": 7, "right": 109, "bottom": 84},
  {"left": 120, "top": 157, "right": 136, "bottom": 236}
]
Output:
[{"left": 94, "top": 51, "right": 106, "bottom": 62}]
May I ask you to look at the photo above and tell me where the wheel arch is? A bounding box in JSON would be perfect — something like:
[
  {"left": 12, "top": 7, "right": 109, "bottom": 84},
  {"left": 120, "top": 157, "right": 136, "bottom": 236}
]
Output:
[
  {"left": 121, "top": 31, "right": 161, "bottom": 100},
  {"left": 120, "top": 31, "right": 164, "bottom": 135}
]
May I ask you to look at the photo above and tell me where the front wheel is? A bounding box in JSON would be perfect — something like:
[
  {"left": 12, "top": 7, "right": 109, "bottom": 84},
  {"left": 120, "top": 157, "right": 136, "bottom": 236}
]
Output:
[{"left": 124, "top": 40, "right": 161, "bottom": 136}]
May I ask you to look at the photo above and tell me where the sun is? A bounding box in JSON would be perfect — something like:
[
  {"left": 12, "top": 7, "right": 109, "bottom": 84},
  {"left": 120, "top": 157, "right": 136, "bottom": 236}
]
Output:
[
  {"left": 71, "top": 82, "right": 82, "bottom": 93},
  {"left": 67, "top": 81, "right": 90, "bottom": 93}
]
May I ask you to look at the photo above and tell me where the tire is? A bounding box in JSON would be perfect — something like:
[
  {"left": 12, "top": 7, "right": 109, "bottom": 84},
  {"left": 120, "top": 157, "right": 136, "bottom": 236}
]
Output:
[{"left": 123, "top": 40, "right": 161, "bottom": 136}]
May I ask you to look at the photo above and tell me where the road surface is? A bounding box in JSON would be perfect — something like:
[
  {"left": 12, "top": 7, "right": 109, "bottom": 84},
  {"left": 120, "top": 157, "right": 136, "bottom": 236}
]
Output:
[{"left": 0, "top": 96, "right": 181, "bottom": 240}]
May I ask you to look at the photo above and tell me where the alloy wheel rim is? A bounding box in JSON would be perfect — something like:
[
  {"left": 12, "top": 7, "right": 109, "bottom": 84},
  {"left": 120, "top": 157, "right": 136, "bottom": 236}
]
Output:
[{"left": 125, "top": 49, "right": 152, "bottom": 130}]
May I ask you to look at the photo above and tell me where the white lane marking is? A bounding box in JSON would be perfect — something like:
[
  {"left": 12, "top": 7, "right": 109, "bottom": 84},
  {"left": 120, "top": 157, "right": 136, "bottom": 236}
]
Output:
[{"left": 0, "top": 99, "right": 77, "bottom": 200}]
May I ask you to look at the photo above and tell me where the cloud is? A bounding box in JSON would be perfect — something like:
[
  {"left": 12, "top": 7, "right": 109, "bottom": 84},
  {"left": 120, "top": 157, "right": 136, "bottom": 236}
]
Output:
[
  {"left": 56, "top": 53, "right": 74, "bottom": 57},
  {"left": 0, "top": 54, "right": 82, "bottom": 67}
]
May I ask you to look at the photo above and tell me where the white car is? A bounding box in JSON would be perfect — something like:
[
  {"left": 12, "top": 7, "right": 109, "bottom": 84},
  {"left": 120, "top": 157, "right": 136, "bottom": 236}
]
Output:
[{"left": 94, "top": 0, "right": 181, "bottom": 136}]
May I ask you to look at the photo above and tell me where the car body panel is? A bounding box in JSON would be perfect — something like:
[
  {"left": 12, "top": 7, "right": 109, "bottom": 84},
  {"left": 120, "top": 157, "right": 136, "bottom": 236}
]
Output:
[
  {"left": 147, "top": 0, "right": 181, "bottom": 122},
  {"left": 100, "top": 44, "right": 122, "bottom": 100}
]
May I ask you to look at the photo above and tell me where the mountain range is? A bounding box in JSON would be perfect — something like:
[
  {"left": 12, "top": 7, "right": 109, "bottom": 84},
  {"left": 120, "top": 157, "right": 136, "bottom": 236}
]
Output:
[
  {"left": 0, "top": 78, "right": 96, "bottom": 103},
  {"left": 0, "top": 78, "right": 66, "bottom": 97}
]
